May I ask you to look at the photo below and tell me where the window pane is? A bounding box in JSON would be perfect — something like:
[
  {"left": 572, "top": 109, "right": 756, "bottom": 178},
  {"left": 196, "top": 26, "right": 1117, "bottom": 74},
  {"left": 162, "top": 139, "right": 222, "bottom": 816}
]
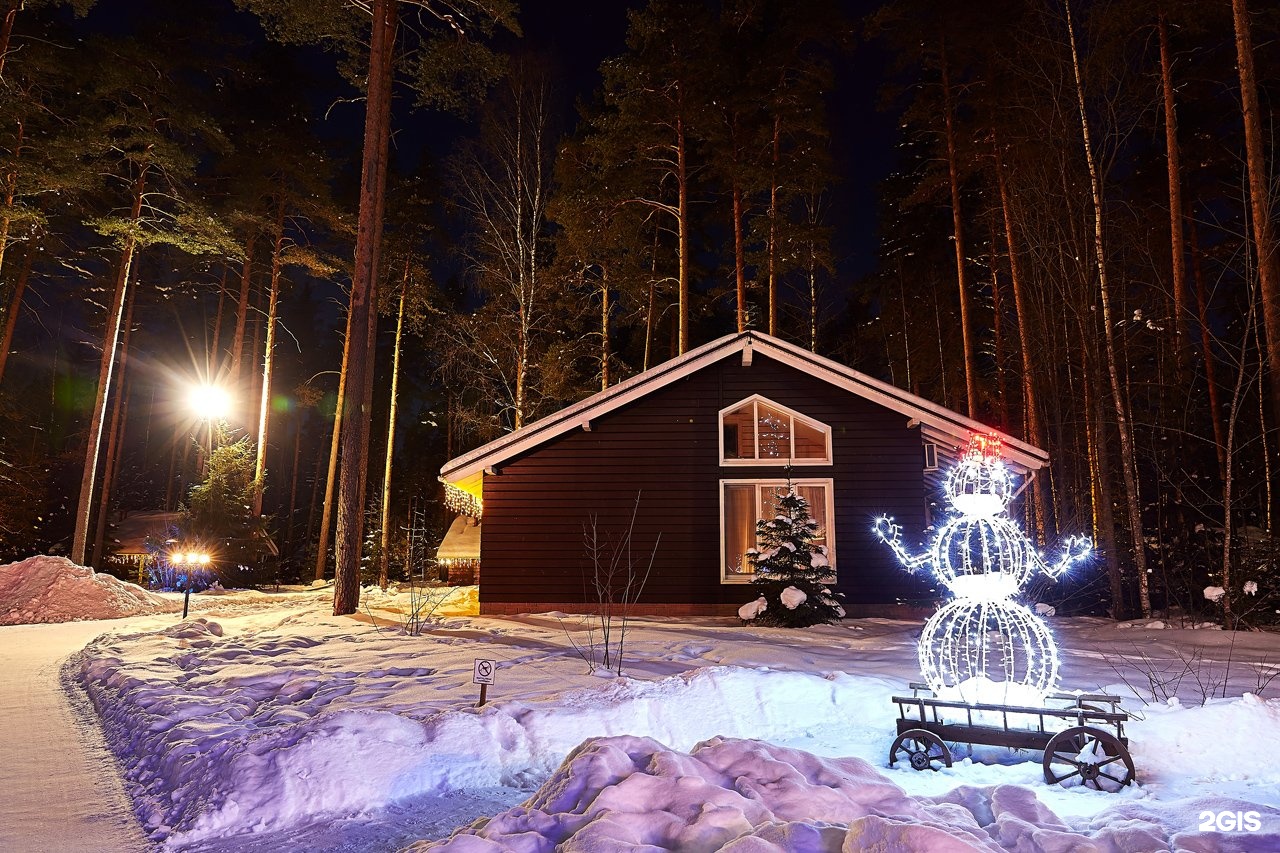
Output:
[
  {"left": 723, "top": 484, "right": 756, "bottom": 575},
  {"left": 793, "top": 418, "right": 827, "bottom": 460},
  {"left": 722, "top": 402, "right": 755, "bottom": 459},
  {"left": 756, "top": 404, "right": 792, "bottom": 459},
  {"left": 796, "top": 485, "right": 831, "bottom": 561}
]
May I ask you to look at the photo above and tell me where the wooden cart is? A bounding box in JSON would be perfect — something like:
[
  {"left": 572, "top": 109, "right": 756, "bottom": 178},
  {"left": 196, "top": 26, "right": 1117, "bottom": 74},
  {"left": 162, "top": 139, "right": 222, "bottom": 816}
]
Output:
[{"left": 889, "top": 683, "right": 1136, "bottom": 791}]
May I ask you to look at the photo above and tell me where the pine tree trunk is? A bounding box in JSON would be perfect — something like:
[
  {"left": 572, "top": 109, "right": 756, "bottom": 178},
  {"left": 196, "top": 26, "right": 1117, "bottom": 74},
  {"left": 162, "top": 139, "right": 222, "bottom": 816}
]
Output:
[
  {"left": 333, "top": 0, "right": 396, "bottom": 616},
  {"left": 808, "top": 257, "right": 817, "bottom": 352},
  {"left": 210, "top": 265, "right": 227, "bottom": 378},
  {"left": 248, "top": 282, "right": 263, "bottom": 422},
  {"left": 378, "top": 261, "right": 408, "bottom": 590},
  {"left": 229, "top": 236, "right": 256, "bottom": 387},
  {"left": 1256, "top": 321, "right": 1273, "bottom": 533},
  {"left": 768, "top": 113, "right": 780, "bottom": 337},
  {"left": 315, "top": 302, "right": 352, "bottom": 581},
  {"left": 600, "top": 271, "right": 610, "bottom": 390},
  {"left": 0, "top": 1, "right": 20, "bottom": 79},
  {"left": 994, "top": 147, "right": 1050, "bottom": 540},
  {"left": 72, "top": 164, "right": 147, "bottom": 566},
  {"left": 1064, "top": 0, "right": 1151, "bottom": 616},
  {"left": 91, "top": 283, "right": 137, "bottom": 566},
  {"left": 252, "top": 199, "right": 286, "bottom": 518},
  {"left": 0, "top": 234, "right": 33, "bottom": 388},
  {"left": 1232, "top": 0, "right": 1280, "bottom": 425},
  {"left": 940, "top": 38, "right": 979, "bottom": 419},
  {"left": 733, "top": 181, "right": 746, "bottom": 333},
  {"left": 1081, "top": 318, "right": 1124, "bottom": 619},
  {"left": 989, "top": 219, "right": 1010, "bottom": 431},
  {"left": 0, "top": 119, "right": 24, "bottom": 317},
  {"left": 305, "top": 449, "right": 322, "bottom": 564},
  {"left": 286, "top": 406, "right": 303, "bottom": 559},
  {"left": 676, "top": 107, "right": 689, "bottom": 355},
  {"left": 515, "top": 301, "right": 526, "bottom": 430},
  {"left": 1221, "top": 301, "right": 1258, "bottom": 625},
  {"left": 1158, "top": 13, "right": 1190, "bottom": 383},
  {"left": 1189, "top": 215, "right": 1226, "bottom": 476},
  {"left": 643, "top": 228, "right": 658, "bottom": 371}
]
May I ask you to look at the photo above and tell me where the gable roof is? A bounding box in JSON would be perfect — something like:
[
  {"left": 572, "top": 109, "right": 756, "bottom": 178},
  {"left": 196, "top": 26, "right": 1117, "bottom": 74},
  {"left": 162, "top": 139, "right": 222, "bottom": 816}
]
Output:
[{"left": 440, "top": 331, "right": 1048, "bottom": 497}]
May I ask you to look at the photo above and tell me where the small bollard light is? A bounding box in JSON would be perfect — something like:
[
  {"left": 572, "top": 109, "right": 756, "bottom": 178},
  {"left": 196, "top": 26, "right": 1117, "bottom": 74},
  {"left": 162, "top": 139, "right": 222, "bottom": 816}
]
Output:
[{"left": 168, "top": 547, "right": 211, "bottom": 620}]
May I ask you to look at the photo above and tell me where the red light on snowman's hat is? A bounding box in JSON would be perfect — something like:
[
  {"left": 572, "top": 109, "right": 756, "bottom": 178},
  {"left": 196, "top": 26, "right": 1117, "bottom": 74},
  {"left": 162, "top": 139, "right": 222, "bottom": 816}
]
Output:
[{"left": 966, "top": 433, "right": 1002, "bottom": 462}]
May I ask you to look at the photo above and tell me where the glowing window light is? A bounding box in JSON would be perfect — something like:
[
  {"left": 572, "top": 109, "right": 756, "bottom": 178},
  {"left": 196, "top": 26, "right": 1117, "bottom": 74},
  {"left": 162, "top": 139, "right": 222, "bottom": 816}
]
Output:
[{"left": 873, "top": 434, "right": 1092, "bottom": 705}]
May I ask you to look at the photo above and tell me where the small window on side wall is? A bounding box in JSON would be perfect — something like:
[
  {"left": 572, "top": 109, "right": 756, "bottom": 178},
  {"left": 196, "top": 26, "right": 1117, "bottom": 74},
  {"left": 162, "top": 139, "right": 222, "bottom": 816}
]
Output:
[
  {"left": 719, "top": 396, "right": 832, "bottom": 465},
  {"left": 923, "top": 442, "right": 939, "bottom": 471}
]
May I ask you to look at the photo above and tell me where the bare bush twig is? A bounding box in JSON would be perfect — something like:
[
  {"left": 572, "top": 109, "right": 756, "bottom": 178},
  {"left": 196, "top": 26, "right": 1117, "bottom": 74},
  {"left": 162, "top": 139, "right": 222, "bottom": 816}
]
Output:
[{"left": 559, "top": 493, "right": 660, "bottom": 676}]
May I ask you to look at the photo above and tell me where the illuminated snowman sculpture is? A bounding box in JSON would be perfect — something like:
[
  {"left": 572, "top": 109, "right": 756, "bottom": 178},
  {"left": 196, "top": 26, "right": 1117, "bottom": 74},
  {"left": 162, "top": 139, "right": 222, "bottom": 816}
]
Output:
[{"left": 874, "top": 435, "right": 1091, "bottom": 706}]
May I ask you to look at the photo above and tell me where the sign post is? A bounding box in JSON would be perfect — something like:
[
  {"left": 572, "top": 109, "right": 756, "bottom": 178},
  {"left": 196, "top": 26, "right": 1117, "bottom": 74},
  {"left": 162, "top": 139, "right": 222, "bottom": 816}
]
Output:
[{"left": 472, "top": 658, "right": 496, "bottom": 707}]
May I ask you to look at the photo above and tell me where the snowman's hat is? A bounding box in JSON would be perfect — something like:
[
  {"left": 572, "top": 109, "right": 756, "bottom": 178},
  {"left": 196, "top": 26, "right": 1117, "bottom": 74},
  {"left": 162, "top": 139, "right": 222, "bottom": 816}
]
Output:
[{"left": 945, "top": 433, "right": 1015, "bottom": 517}]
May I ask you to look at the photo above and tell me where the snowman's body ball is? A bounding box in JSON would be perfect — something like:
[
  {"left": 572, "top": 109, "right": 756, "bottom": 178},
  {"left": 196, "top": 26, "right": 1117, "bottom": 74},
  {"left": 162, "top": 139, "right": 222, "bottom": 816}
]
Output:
[
  {"left": 930, "top": 514, "right": 1035, "bottom": 595},
  {"left": 919, "top": 597, "right": 1059, "bottom": 704}
]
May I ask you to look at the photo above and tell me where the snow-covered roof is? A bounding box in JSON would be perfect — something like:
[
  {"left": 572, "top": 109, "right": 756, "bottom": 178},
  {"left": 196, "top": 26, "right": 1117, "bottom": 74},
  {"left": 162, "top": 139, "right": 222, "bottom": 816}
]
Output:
[{"left": 440, "top": 331, "right": 1048, "bottom": 496}]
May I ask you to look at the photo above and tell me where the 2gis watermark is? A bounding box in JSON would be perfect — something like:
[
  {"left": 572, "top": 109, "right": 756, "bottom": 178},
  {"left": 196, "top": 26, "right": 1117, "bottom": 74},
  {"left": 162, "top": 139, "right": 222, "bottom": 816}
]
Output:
[{"left": 1198, "top": 810, "right": 1263, "bottom": 833}]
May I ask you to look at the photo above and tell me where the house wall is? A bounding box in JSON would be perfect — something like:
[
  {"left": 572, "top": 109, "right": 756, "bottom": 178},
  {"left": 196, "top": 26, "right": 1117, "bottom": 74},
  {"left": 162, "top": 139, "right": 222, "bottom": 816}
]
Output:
[{"left": 479, "top": 352, "right": 934, "bottom": 615}]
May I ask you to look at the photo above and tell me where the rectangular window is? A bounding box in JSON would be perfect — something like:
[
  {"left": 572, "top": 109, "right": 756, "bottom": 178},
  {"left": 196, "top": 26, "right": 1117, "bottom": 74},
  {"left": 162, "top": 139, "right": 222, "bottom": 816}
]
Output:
[
  {"left": 923, "top": 442, "right": 938, "bottom": 471},
  {"left": 720, "top": 478, "right": 835, "bottom": 583}
]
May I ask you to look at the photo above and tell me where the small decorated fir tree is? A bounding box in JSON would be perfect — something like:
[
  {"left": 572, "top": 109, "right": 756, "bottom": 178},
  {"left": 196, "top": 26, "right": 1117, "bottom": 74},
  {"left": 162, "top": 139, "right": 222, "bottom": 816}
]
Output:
[{"left": 739, "top": 487, "right": 844, "bottom": 627}]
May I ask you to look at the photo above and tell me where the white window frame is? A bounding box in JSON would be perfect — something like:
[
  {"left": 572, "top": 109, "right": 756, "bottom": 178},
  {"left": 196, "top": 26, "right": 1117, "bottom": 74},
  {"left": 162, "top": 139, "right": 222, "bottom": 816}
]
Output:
[
  {"left": 719, "top": 477, "right": 836, "bottom": 584},
  {"left": 923, "top": 441, "right": 939, "bottom": 471},
  {"left": 718, "top": 395, "right": 833, "bottom": 466}
]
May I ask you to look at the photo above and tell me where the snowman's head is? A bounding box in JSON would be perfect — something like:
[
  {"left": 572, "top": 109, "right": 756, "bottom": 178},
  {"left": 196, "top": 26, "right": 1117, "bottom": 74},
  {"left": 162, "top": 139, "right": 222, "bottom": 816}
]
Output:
[{"left": 944, "top": 434, "right": 1015, "bottom": 518}]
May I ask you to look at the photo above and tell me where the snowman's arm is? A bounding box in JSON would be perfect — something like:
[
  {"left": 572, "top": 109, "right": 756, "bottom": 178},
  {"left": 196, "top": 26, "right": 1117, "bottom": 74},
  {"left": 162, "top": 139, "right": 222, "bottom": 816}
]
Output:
[
  {"left": 1037, "top": 535, "right": 1093, "bottom": 580},
  {"left": 872, "top": 516, "right": 930, "bottom": 574}
]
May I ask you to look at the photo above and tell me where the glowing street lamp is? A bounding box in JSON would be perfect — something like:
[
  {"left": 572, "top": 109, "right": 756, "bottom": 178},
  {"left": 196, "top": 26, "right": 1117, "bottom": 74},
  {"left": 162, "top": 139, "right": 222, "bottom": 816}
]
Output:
[{"left": 187, "top": 382, "right": 230, "bottom": 472}]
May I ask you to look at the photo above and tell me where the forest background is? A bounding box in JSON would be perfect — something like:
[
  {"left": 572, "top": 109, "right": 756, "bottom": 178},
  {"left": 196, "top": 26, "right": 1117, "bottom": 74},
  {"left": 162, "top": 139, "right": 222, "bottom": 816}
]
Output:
[{"left": 0, "top": 0, "right": 1275, "bottom": 624}]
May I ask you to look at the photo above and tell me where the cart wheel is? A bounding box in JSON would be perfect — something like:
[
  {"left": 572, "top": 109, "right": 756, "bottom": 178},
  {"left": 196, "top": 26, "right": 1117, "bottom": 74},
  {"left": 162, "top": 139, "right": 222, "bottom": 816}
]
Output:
[
  {"left": 1042, "top": 726, "right": 1135, "bottom": 792},
  {"left": 890, "top": 728, "right": 953, "bottom": 772}
]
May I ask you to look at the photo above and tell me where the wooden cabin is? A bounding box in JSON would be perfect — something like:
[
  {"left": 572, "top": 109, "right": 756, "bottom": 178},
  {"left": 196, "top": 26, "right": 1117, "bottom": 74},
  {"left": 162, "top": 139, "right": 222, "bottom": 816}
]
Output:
[{"left": 438, "top": 331, "right": 1047, "bottom": 617}]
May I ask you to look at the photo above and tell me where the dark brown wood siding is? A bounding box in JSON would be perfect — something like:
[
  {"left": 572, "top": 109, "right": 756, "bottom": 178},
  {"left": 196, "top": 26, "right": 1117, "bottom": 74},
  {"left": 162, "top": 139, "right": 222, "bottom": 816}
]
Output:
[{"left": 480, "top": 353, "right": 934, "bottom": 609}]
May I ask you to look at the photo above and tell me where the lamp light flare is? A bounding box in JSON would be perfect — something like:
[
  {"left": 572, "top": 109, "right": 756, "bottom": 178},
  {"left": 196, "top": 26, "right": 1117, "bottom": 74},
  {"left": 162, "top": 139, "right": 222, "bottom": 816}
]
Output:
[
  {"left": 188, "top": 383, "right": 230, "bottom": 420},
  {"left": 873, "top": 434, "right": 1093, "bottom": 705}
]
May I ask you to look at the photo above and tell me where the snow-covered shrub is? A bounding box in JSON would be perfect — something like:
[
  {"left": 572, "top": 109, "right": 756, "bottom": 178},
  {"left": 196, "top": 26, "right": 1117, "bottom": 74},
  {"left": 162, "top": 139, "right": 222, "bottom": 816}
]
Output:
[{"left": 740, "top": 487, "right": 843, "bottom": 628}]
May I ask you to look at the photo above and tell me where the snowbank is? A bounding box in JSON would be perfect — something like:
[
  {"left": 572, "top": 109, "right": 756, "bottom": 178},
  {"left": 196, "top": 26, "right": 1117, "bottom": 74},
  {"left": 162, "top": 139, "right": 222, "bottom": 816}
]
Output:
[
  {"left": 69, "top": 608, "right": 1280, "bottom": 848},
  {"left": 76, "top": 620, "right": 902, "bottom": 846},
  {"left": 0, "top": 555, "right": 176, "bottom": 625},
  {"left": 418, "top": 735, "right": 1280, "bottom": 852}
]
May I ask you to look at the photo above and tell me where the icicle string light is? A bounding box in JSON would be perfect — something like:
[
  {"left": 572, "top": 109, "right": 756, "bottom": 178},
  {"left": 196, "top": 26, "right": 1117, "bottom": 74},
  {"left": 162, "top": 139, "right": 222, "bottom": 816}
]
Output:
[
  {"left": 442, "top": 482, "right": 482, "bottom": 519},
  {"left": 873, "top": 434, "right": 1092, "bottom": 705}
]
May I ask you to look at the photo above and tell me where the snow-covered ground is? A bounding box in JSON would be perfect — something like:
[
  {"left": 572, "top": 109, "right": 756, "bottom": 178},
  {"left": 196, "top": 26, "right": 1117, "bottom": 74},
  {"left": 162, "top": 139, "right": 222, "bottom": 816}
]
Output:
[
  {"left": 0, "top": 617, "right": 155, "bottom": 853},
  {"left": 46, "top": 585, "right": 1280, "bottom": 851}
]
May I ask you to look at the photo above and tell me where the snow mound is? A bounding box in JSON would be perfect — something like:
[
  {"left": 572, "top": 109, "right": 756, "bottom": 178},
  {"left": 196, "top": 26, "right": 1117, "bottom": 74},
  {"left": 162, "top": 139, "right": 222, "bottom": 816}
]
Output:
[
  {"left": 0, "top": 555, "right": 175, "bottom": 625},
  {"left": 780, "top": 585, "right": 807, "bottom": 609},
  {"left": 738, "top": 596, "right": 767, "bottom": 620},
  {"left": 418, "top": 735, "right": 996, "bottom": 851},
  {"left": 418, "top": 736, "right": 1280, "bottom": 852}
]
